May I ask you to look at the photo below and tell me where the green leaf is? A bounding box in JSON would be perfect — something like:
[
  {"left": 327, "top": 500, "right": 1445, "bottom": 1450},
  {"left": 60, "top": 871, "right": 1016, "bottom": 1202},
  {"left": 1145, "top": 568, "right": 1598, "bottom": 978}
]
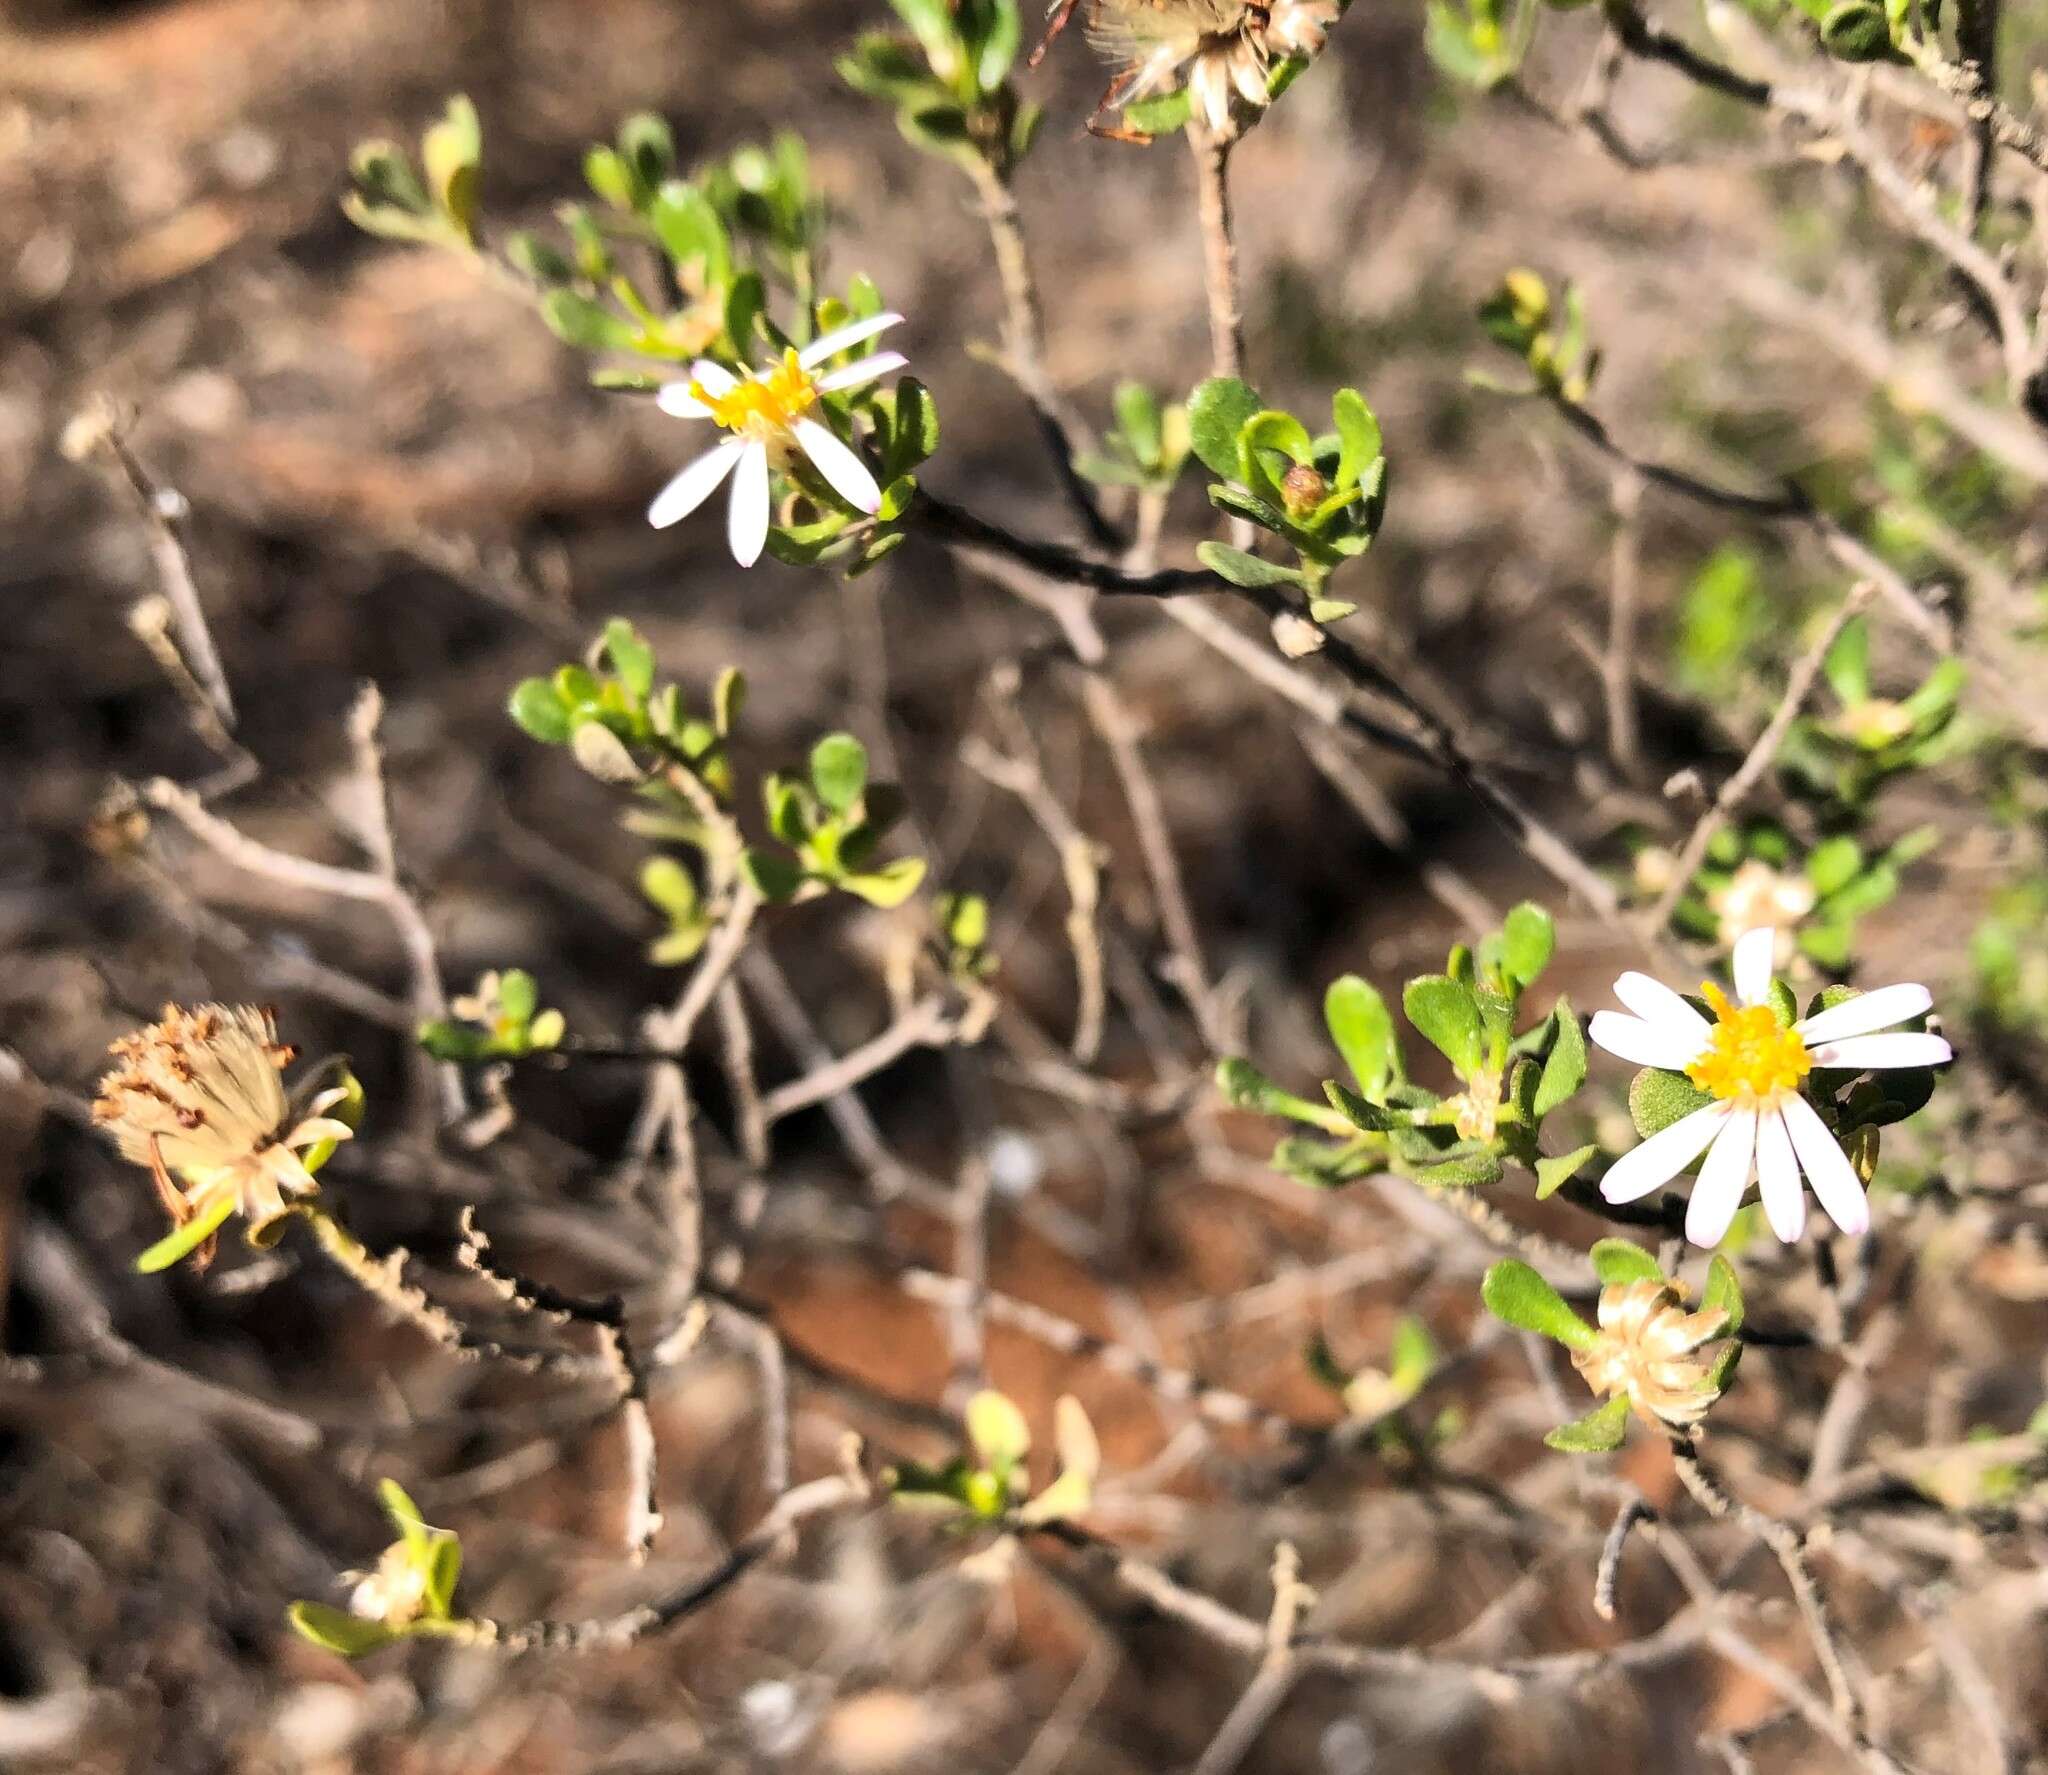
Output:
[
  {"left": 1544, "top": 1394, "right": 1632, "bottom": 1453},
  {"left": 1819, "top": 0, "right": 1897, "bottom": 59},
  {"left": 1122, "top": 86, "right": 1193, "bottom": 136},
  {"left": 1498, "top": 902, "right": 1555, "bottom": 990},
  {"left": 135, "top": 1194, "right": 236, "bottom": 1273},
  {"left": 288, "top": 1603, "right": 400, "bottom": 1659},
  {"left": 1188, "top": 376, "right": 1263, "bottom": 480},
  {"left": 1216, "top": 1057, "right": 1342, "bottom": 1128},
  {"left": 425, "top": 1535, "right": 462, "bottom": 1619},
  {"left": 741, "top": 848, "right": 808, "bottom": 903},
  {"left": 966, "top": 1389, "right": 1031, "bottom": 1470},
  {"left": 1805, "top": 835, "right": 1862, "bottom": 898},
  {"left": 584, "top": 145, "right": 638, "bottom": 211},
  {"left": 1481, "top": 1260, "right": 1595, "bottom": 1349},
  {"left": 1533, "top": 999, "right": 1587, "bottom": 1117},
  {"left": 602, "top": 619, "right": 655, "bottom": 703},
  {"left": 1324, "top": 1079, "right": 1396, "bottom": 1133},
  {"left": 618, "top": 111, "right": 676, "bottom": 194},
  {"left": 378, "top": 1479, "right": 429, "bottom": 1548},
  {"left": 1629, "top": 1067, "right": 1714, "bottom": 1139},
  {"left": 975, "top": 0, "right": 1023, "bottom": 87},
  {"left": 1389, "top": 1316, "right": 1439, "bottom": 1391},
  {"left": 1330, "top": 387, "right": 1382, "bottom": 491},
  {"left": 810, "top": 733, "right": 869, "bottom": 814},
  {"left": 1195, "top": 542, "right": 1306, "bottom": 589},
  {"left": 1589, "top": 1238, "right": 1664, "bottom": 1288},
  {"left": 641, "top": 855, "right": 700, "bottom": 919},
  {"left": 1701, "top": 1253, "right": 1745, "bottom": 1335},
  {"left": 1534, "top": 1144, "right": 1596, "bottom": 1199},
  {"left": 1325, "top": 974, "right": 1396, "bottom": 1097},
  {"left": 495, "top": 970, "right": 539, "bottom": 1027},
  {"left": 841, "top": 856, "right": 927, "bottom": 908},
  {"left": 421, "top": 95, "right": 482, "bottom": 239},
  {"left": 1414, "top": 1150, "right": 1506, "bottom": 1188},
  {"left": 1114, "top": 380, "right": 1163, "bottom": 464},
  {"left": 1403, "top": 975, "right": 1484, "bottom": 1078},
  {"left": 507, "top": 678, "right": 571, "bottom": 745},
  {"left": 713, "top": 666, "right": 747, "bottom": 736},
  {"left": 541, "top": 289, "right": 638, "bottom": 353}
]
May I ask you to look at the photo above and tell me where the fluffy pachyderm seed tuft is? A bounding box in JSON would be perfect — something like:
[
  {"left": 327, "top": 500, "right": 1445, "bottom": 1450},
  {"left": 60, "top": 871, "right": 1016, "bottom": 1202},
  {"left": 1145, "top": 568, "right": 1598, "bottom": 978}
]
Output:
[
  {"left": 92, "top": 1004, "right": 353, "bottom": 1260},
  {"left": 1570, "top": 1279, "right": 1729, "bottom": 1429}
]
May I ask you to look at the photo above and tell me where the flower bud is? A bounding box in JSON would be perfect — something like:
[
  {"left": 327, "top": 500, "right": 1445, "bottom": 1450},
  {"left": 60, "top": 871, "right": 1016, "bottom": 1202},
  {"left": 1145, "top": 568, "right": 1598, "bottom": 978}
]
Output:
[{"left": 1281, "top": 463, "right": 1329, "bottom": 518}]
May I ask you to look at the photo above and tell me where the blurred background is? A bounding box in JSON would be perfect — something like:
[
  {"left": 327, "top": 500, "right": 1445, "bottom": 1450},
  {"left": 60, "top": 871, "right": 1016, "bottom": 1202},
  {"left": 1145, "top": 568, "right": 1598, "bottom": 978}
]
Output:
[{"left": 4, "top": 1, "right": 2045, "bottom": 1771}]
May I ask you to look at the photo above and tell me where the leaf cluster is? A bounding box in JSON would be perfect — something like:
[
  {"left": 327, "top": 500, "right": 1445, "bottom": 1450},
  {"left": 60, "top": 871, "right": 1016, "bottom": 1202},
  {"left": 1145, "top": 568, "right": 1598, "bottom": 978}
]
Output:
[
  {"left": 1219, "top": 903, "right": 1593, "bottom": 1196},
  {"left": 1186, "top": 376, "right": 1389, "bottom": 618},
  {"left": 838, "top": 0, "right": 1044, "bottom": 178},
  {"left": 743, "top": 733, "right": 928, "bottom": 909},
  {"left": 290, "top": 1480, "right": 469, "bottom": 1658},
  {"left": 419, "top": 970, "right": 567, "bottom": 1062}
]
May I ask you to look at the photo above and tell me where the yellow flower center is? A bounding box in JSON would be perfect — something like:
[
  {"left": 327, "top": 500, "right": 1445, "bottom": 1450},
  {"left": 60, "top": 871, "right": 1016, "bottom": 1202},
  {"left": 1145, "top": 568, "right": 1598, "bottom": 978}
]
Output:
[
  {"left": 692, "top": 350, "right": 818, "bottom": 441},
  {"left": 1686, "top": 981, "right": 1810, "bottom": 1104}
]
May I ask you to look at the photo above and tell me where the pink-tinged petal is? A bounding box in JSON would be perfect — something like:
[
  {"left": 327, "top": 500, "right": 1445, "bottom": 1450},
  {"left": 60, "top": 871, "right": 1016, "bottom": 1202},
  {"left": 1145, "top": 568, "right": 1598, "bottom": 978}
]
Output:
[
  {"left": 1588, "top": 1010, "right": 1706, "bottom": 1072},
  {"left": 726, "top": 442, "right": 771, "bottom": 567},
  {"left": 1732, "top": 926, "right": 1777, "bottom": 1008},
  {"left": 1612, "top": 972, "right": 1711, "bottom": 1038},
  {"left": 799, "top": 311, "right": 904, "bottom": 368},
  {"left": 689, "top": 360, "right": 740, "bottom": 397},
  {"left": 1686, "top": 1106, "right": 1757, "bottom": 1248},
  {"left": 1755, "top": 1108, "right": 1804, "bottom": 1243},
  {"left": 1794, "top": 983, "right": 1934, "bottom": 1044},
  {"left": 793, "top": 417, "right": 882, "bottom": 514},
  {"left": 1601, "top": 1102, "right": 1730, "bottom": 1205},
  {"left": 815, "top": 350, "right": 908, "bottom": 394},
  {"left": 648, "top": 441, "right": 744, "bottom": 529},
  {"left": 656, "top": 383, "right": 713, "bottom": 419},
  {"left": 1807, "top": 1032, "right": 1952, "bottom": 1071},
  {"left": 1779, "top": 1092, "right": 1869, "bottom": 1237}
]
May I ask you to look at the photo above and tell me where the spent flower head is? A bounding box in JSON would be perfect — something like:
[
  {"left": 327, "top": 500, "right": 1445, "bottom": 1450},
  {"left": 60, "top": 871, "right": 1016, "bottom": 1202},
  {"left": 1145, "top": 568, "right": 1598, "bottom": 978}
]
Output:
[
  {"left": 1087, "top": 0, "right": 1341, "bottom": 137},
  {"left": 93, "top": 1004, "right": 354, "bottom": 1265},
  {"left": 1570, "top": 1278, "right": 1729, "bottom": 1430},
  {"left": 1589, "top": 927, "right": 1950, "bottom": 1246},
  {"left": 648, "top": 312, "right": 907, "bottom": 566}
]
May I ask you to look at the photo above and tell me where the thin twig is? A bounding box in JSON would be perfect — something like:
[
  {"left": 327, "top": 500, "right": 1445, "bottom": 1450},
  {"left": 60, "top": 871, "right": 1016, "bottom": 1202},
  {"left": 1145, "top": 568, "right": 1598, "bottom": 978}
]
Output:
[{"left": 1647, "top": 583, "right": 1876, "bottom": 931}]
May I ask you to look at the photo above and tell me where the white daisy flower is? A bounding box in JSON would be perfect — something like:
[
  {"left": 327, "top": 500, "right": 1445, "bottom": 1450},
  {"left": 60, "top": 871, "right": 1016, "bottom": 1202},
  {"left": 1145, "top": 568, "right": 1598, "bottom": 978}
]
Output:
[
  {"left": 647, "top": 312, "right": 907, "bottom": 567},
  {"left": 1587, "top": 927, "right": 1951, "bottom": 1247}
]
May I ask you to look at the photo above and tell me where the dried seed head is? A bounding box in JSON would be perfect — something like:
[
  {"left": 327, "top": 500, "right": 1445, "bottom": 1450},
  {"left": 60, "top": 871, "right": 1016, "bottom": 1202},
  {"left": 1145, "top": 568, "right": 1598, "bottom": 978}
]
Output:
[
  {"left": 93, "top": 1003, "right": 353, "bottom": 1241},
  {"left": 1086, "top": 0, "right": 1343, "bottom": 136},
  {"left": 1569, "top": 1279, "right": 1729, "bottom": 1429}
]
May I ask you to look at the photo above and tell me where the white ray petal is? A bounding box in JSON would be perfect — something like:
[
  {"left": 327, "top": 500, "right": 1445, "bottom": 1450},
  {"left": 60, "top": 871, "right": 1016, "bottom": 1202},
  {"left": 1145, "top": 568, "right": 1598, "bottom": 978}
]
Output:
[
  {"left": 648, "top": 441, "right": 744, "bottom": 529},
  {"left": 1779, "top": 1092, "right": 1869, "bottom": 1237},
  {"left": 815, "top": 350, "right": 908, "bottom": 394},
  {"left": 1794, "top": 983, "right": 1934, "bottom": 1044},
  {"left": 793, "top": 418, "right": 882, "bottom": 514},
  {"left": 1600, "top": 1102, "right": 1730, "bottom": 1205},
  {"left": 1755, "top": 1106, "right": 1804, "bottom": 1242},
  {"left": 799, "top": 311, "right": 904, "bottom": 368},
  {"left": 656, "top": 382, "right": 712, "bottom": 418},
  {"left": 688, "top": 360, "right": 740, "bottom": 397},
  {"left": 726, "top": 442, "right": 771, "bottom": 567},
  {"left": 1612, "top": 972, "right": 1711, "bottom": 1037},
  {"left": 1732, "top": 926, "right": 1777, "bottom": 1008},
  {"left": 1588, "top": 1010, "right": 1706, "bottom": 1072},
  {"left": 1808, "top": 1032, "right": 1952, "bottom": 1071},
  {"left": 1687, "top": 1106, "right": 1757, "bottom": 1248}
]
